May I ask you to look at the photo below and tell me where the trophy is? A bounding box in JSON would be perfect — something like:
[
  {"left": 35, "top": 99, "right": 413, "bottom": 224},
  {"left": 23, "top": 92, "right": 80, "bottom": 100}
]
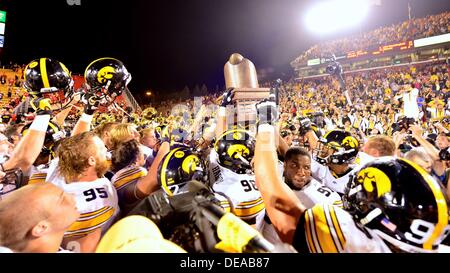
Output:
[{"left": 221, "top": 53, "right": 270, "bottom": 126}]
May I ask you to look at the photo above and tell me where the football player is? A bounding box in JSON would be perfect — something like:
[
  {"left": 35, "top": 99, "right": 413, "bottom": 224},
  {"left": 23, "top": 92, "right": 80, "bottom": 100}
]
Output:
[
  {"left": 51, "top": 132, "right": 120, "bottom": 253},
  {"left": 110, "top": 139, "right": 170, "bottom": 215},
  {"left": 208, "top": 129, "right": 265, "bottom": 229},
  {"left": 261, "top": 146, "right": 341, "bottom": 244},
  {"left": 254, "top": 97, "right": 450, "bottom": 253}
]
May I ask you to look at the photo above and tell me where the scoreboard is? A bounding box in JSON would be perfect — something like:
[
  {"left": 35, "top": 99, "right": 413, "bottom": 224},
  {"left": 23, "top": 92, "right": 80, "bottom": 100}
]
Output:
[{"left": 0, "top": 10, "right": 5, "bottom": 48}]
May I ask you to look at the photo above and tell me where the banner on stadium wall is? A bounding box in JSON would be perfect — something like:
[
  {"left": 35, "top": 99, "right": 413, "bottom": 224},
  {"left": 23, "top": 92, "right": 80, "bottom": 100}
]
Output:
[
  {"left": 307, "top": 58, "right": 321, "bottom": 66},
  {"left": 0, "top": 11, "right": 5, "bottom": 23},
  {"left": 414, "top": 33, "right": 450, "bottom": 48}
]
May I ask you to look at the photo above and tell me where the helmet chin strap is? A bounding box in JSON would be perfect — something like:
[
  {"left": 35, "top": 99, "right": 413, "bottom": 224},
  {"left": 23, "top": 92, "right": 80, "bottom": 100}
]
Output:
[{"left": 359, "top": 208, "right": 382, "bottom": 226}]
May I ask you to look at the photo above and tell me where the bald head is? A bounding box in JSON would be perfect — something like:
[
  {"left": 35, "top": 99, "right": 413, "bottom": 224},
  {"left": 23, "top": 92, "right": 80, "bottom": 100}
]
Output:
[{"left": 0, "top": 183, "right": 79, "bottom": 252}]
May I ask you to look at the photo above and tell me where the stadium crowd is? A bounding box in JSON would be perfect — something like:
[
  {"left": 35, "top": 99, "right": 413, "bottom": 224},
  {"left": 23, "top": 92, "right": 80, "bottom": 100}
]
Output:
[
  {"left": 0, "top": 12, "right": 449, "bottom": 254},
  {"left": 293, "top": 11, "right": 450, "bottom": 65}
]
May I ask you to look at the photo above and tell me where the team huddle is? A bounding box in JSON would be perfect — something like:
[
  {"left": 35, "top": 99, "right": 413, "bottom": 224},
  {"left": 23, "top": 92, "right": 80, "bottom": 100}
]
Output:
[{"left": 0, "top": 56, "right": 449, "bottom": 253}]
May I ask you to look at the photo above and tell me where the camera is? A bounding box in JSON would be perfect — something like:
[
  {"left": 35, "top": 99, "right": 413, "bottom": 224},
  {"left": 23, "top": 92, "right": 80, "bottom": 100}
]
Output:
[
  {"left": 326, "top": 62, "right": 342, "bottom": 75},
  {"left": 324, "top": 54, "right": 345, "bottom": 89},
  {"left": 439, "top": 147, "right": 450, "bottom": 161},
  {"left": 297, "top": 117, "right": 312, "bottom": 136},
  {"left": 392, "top": 117, "right": 416, "bottom": 133}
]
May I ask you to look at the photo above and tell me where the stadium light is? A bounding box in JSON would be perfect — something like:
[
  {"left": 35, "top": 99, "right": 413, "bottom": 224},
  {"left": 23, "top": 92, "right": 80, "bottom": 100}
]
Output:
[{"left": 304, "top": 0, "right": 370, "bottom": 34}]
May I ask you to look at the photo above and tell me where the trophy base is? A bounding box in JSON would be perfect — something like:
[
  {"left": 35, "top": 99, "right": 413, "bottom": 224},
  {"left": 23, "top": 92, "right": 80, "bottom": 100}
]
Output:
[{"left": 233, "top": 88, "right": 270, "bottom": 124}]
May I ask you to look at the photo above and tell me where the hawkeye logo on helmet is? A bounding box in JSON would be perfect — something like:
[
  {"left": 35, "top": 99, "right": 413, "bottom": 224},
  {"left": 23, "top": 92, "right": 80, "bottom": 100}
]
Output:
[
  {"left": 182, "top": 155, "right": 200, "bottom": 174},
  {"left": 343, "top": 136, "right": 359, "bottom": 148},
  {"left": 97, "top": 66, "right": 115, "bottom": 84},
  {"left": 227, "top": 144, "right": 250, "bottom": 159},
  {"left": 357, "top": 167, "right": 392, "bottom": 198}
]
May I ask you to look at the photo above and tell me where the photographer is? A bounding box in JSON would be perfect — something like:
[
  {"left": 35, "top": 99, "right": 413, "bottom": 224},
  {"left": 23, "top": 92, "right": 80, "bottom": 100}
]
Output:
[{"left": 398, "top": 124, "right": 448, "bottom": 185}]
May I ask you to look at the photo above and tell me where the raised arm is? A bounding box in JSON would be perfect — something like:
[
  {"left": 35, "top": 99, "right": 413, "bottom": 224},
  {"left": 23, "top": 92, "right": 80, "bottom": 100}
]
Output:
[
  {"left": 3, "top": 114, "right": 49, "bottom": 171},
  {"left": 71, "top": 93, "right": 100, "bottom": 136},
  {"left": 3, "top": 98, "right": 52, "bottom": 171},
  {"left": 215, "top": 88, "right": 234, "bottom": 140},
  {"left": 254, "top": 99, "right": 306, "bottom": 244},
  {"left": 135, "top": 141, "right": 171, "bottom": 197}
]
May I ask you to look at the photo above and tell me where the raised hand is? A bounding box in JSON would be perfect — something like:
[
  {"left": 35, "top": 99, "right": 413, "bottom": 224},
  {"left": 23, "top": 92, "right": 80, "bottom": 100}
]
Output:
[
  {"left": 30, "top": 97, "right": 52, "bottom": 115},
  {"left": 80, "top": 92, "right": 101, "bottom": 115}
]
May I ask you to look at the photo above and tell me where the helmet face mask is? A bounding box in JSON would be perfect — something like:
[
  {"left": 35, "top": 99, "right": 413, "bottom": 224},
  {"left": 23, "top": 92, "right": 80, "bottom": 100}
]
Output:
[
  {"left": 215, "top": 130, "right": 255, "bottom": 174},
  {"left": 343, "top": 157, "right": 450, "bottom": 253}
]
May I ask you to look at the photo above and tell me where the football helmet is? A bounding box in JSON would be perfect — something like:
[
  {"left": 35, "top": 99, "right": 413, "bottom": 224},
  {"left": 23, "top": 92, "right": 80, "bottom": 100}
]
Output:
[
  {"left": 84, "top": 57, "right": 131, "bottom": 105},
  {"left": 214, "top": 129, "right": 255, "bottom": 174},
  {"left": 343, "top": 157, "right": 450, "bottom": 253},
  {"left": 21, "top": 121, "right": 65, "bottom": 159},
  {"left": 23, "top": 58, "right": 74, "bottom": 109},
  {"left": 157, "top": 147, "right": 206, "bottom": 196},
  {"left": 313, "top": 129, "right": 359, "bottom": 165}
]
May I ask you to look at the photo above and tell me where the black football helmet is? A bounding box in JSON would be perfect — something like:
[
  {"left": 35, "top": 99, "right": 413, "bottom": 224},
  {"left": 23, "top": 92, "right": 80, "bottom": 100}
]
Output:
[
  {"left": 23, "top": 58, "right": 74, "bottom": 109},
  {"left": 21, "top": 121, "right": 65, "bottom": 159},
  {"left": 343, "top": 157, "right": 450, "bottom": 253},
  {"left": 157, "top": 147, "right": 206, "bottom": 196},
  {"left": 313, "top": 129, "right": 359, "bottom": 165},
  {"left": 84, "top": 57, "right": 131, "bottom": 105},
  {"left": 214, "top": 129, "right": 255, "bottom": 174}
]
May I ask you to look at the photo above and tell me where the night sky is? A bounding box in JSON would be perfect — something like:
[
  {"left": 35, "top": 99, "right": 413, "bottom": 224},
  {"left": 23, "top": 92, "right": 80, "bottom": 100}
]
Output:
[{"left": 0, "top": 0, "right": 449, "bottom": 99}]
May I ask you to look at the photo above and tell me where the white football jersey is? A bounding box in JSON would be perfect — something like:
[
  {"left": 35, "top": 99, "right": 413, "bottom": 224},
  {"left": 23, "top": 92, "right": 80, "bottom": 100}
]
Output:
[
  {"left": 45, "top": 158, "right": 120, "bottom": 238},
  {"left": 292, "top": 204, "right": 392, "bottom": 253},
  {"left": 208, "top": 150, "right": 265, "bottom": 229},
  {"left": 59, "top": 178, "right": 119, "bottom": 238},
  {"left": 261, "top": 178, "right": 342, "bottom": 245},
  {"left": 311, "top": 159, "right": 356, "bottom": 194}
]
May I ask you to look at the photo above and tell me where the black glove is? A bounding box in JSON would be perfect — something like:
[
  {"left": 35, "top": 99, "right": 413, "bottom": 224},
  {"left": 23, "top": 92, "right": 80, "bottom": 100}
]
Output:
[
  {"left": 80, "top": 92, "right": 100, "bottom": 115},
  {"left": 30, "top": 97, "right": 52, "bottom": 115},
  {"left": 220, "top": 88, "right": 235, "bottom": 107}
]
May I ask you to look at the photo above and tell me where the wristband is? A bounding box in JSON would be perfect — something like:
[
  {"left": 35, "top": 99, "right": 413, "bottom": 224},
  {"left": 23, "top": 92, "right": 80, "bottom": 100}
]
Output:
[
  {"left": 218, "top": 107, "right": 226, "bottom": 117},
  {"left": 258, "top": 124, "right": 275, "bottom": 134},
  {"left": 80, "top": 113, "right": 94, "bottom": 124},
  {"left": 29, "top": 115, "right": 51, "bottom": 132}
]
